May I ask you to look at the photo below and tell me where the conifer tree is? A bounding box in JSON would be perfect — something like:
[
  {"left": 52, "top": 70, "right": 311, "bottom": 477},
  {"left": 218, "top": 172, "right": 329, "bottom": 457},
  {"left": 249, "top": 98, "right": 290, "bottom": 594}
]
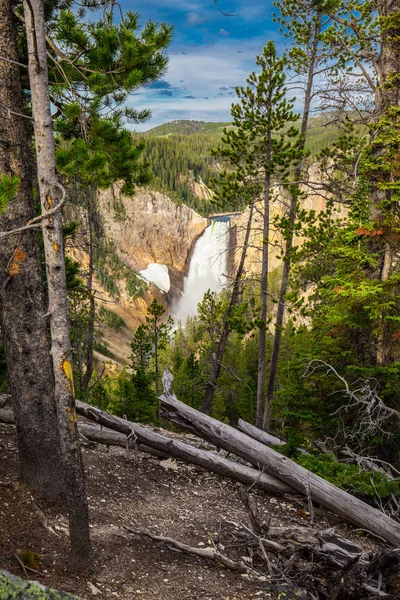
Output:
[
  {"left": 1, "top": 0, "right": 172, "bottom": 566},
  {"left": 145, "top": 299, "right": 173, "bottom": 396},
  {"left": 225, "top": 42, "right": 303, "bottom": 428},
  {"left": 304, "top": 0, "right": 400, "bottom": 366},
  {"left": 201, "top": 131, "right": 258, "bottom": 414},
  {"left": 264, "top": 0, "right": 328, "bottom": 429}
]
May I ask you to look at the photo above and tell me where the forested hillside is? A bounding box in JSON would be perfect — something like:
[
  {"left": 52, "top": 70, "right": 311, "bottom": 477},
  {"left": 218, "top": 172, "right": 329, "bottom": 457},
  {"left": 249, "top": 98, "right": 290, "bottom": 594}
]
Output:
[{"left": 139, "top": 116, "right": 340, "bottom": 215}]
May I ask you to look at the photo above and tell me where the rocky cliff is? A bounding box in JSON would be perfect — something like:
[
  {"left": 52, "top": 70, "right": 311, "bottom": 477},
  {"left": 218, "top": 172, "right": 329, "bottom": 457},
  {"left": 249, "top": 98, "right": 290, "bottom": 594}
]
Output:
[
  {"left": 67, "top": 187, "right": 208, "bottom": 366},
  {"left": 229, "top": 165, "right": 346, "bottom": 279}
]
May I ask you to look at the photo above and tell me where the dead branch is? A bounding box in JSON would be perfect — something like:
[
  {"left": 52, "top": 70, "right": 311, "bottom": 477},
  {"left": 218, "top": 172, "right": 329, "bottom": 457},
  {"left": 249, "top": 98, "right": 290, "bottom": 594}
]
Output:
[{"left": 122, "top": 526, "right": 259, "bottom": 575}]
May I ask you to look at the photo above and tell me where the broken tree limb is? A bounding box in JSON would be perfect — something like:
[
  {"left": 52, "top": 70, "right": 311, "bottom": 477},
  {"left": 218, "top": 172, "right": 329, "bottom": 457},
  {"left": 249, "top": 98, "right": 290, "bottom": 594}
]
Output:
[
  {"left": 122, "top": 526, "right": 260, "bottom": 575},
  {"left": 74, "top": 401, "right": 294, "bottom": 495},
  {"left": 238, "top": 419, "right": 309, "bottom": 454},
  {"left": 159, "top": 370, "right": 400, "bottom": 547},
  {"left": 238, "top": 419, "right": 285, "bottom": 447}
]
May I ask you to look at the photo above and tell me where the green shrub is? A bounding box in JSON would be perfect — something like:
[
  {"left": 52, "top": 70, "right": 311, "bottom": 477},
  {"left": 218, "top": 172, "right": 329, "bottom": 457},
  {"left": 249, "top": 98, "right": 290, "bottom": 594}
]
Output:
[
  {"left": 99, "top": 306, "right": 125, "bottom": 329},
  {"left": 296, "top": 452, "right": 400, "bottom": 499}
]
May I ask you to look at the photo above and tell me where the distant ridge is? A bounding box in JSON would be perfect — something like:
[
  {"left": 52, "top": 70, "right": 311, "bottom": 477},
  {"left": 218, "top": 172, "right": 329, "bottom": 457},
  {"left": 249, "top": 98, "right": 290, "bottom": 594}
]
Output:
[{"left": 144, "top": 120, "right": 231, "bottom": 137}]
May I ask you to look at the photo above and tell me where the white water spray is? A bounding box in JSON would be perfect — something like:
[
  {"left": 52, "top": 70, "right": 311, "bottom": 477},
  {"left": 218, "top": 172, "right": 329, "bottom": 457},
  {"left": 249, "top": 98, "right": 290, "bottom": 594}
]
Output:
[{"left": 172, "top": 219, "right": 230, "bottom": 323}]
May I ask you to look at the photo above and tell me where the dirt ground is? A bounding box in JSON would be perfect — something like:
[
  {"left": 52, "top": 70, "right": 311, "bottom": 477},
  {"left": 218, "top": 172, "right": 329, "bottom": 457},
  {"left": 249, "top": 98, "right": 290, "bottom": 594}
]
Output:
[{"left": 0, "top": 420, "right": 381, "bottom": 600}]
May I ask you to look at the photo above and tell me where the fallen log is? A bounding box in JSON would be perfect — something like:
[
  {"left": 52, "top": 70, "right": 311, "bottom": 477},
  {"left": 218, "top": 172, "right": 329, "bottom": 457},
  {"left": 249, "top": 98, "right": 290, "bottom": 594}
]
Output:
[
  {"left": 159, "top": 369, "right": 400, "bottom": 547},
  {"left": 78, "top": 424, "right": 167, "bottom": 459},
  {"left": 238, "top": 418, "right": 286, "bottom": 447},
  {"left": 75, "top": 401, "right": 293, "bottom": 495},
  {"left": 1, "top": 405, "right": 292, "bottom": 494},
  {"left": 0, "top": 408, "right": 166, "bottom": 459},
  {"left": 238, "top": 419, "right": 309, "bottom": 454}
]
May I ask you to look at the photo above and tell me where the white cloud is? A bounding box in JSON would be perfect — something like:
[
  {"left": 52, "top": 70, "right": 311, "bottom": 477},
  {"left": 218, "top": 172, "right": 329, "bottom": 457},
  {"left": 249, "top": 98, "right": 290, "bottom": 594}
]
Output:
[
  {"left": 187, "top": 12, "right": 206, "bottom": 25},
  {"left": 127, "top": 36, "right": 278, "bottom": 130},
  {"left": 219, "top": 28, "right": 230, "bottom": 36}
]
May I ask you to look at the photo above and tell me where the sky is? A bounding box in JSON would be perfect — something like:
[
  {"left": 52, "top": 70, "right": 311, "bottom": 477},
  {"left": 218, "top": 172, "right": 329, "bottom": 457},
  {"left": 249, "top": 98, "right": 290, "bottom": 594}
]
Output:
[{"left": 123, "top": 1, "right": 280, "bottom": 131}]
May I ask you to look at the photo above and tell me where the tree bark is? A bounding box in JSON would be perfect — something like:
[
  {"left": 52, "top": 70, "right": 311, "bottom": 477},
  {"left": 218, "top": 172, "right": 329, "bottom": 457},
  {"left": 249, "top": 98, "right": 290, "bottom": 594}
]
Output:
[
  {"left": 23, "top": 0, "right": 91, "bottom": 567},
  {"left": 264, "top": 17, "right": 321, "bottom": 429},
  {"left": 256, "top": 168, "right": 271, "bottom": 429},
  {"left": 82, "top": 193, "right": 95, "bottom": 392},
  {"left": 0, "top": 0, "right": 64, "bottom": 501},
  {"left": 238, "top": 418, "right": 286, "bottom": 447},
  {"left": 202, "top": 202, "right": 255, "bottom": 414},
  {"left": 159, "top": 387, "right": 400, "bottom": 547}
]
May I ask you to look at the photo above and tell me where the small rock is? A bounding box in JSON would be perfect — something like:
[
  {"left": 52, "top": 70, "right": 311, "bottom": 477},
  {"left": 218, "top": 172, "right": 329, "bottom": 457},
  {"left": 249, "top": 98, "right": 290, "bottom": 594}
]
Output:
[
  {"left": 159, "top": 458, "right": 179, "bottom": 471},
  {"left": 269, "top": 497, "right": 278, "bottom": 504},
  {"left": 87, "top": 581, "right": 101, "bottom": 596}
]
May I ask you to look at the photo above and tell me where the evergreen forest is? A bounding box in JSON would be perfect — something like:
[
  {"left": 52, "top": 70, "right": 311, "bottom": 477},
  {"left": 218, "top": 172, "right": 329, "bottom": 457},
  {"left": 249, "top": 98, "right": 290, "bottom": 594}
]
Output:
[{"left": 2, "top": 0, "right": 400, "bottom": 598}]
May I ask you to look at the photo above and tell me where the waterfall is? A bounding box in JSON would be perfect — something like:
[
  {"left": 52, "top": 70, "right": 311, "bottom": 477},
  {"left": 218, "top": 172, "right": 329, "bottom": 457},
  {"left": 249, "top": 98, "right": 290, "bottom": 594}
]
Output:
[{"left": 172, "top": 218, "right": 230, "bottom": 323}]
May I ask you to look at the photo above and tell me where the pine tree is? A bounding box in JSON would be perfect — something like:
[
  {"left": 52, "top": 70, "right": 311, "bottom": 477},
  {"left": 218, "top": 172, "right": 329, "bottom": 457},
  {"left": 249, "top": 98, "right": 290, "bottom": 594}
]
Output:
[
  {"left": 265, "top": 0, "right": 329, "bottom": 429},
  {"left": 145, "top": 299, "right": 173, "bottom": 396},
  {"left": 219, "top": 42, "right": 303, "bottom": 428},
  {"left": 1, "top": 0, "right": 172, "bottom": 567}
]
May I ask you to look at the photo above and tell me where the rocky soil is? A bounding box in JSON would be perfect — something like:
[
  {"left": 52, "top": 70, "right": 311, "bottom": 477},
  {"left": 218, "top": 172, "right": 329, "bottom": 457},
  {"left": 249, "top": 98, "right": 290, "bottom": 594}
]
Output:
[{"left": 0, "top": 421, "right": 381, "bottom": 600}]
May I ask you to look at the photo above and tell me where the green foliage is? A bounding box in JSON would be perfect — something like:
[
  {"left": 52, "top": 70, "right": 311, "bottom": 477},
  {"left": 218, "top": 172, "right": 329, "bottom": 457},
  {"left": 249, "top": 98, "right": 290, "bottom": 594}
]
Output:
[
  {"left": 41, "top": 3, "right": 173, "bottom": 195},
  {"left": 140, "top": 117, "right": 340, "bottom": 216},
  {"left": 93, "top": 339, "right": 115, "bottom": 359},
  {"left": 0, "top": 174, "right": 19, "bottom": 215},
  {"left": 89, "top": 369, "right": 157, "bottom": 423},
  {"left": 98, "top": 306, "right": 125, "bottom": 330},
  {"left": 94, "top": 239, "right": 147, "bottom": 300},
  {"left": 0, "top": 571, "right": 81, "bottom": 599},
  {"left": 106, "top": 369, "right": 157, "bottom": 423},
  {"left": 141, "top": 129, "right": 225, "bottom": 215},
  {"left": 130, "top": 324, "right": 152, "bottom": 371},
  {"left": 296, "top": 453, "right": 400, "bottom": 500}
]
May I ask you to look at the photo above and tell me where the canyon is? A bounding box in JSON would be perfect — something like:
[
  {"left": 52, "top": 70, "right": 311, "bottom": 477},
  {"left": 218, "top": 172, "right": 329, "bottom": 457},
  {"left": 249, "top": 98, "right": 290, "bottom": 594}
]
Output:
[{"left": 68, "top": 169, "right": 333, "bottom": 368}]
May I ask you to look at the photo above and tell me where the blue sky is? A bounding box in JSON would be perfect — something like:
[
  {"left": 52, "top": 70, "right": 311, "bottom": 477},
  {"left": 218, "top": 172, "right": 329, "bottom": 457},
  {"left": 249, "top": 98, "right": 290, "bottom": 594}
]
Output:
[{"left": 125, "top": 1, "right": 279, "bottom": 131}]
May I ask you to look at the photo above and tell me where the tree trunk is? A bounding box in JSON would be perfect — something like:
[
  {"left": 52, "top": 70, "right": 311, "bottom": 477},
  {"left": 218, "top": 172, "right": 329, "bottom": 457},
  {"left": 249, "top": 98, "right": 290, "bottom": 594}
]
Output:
[
  {"left": 373, "top": 1, "right": 400, "bottom": 365},
  {"left": 82, "top": 193, "right": 95, "bottom": 391},
  {"left": 256, "top": 169, "right": 271, "bottom": 429},
  {"left": 23, "top": 0, "right": 91, "bottom": 567},
  {"left": 159, "top": 386, "right": 400, "bottom": 547},
  {"left": 264, "top": 18, "right": 321, "bottom": 429},
  {"left": 202, "top": 202, "right": 255, "bottom": 414},
  {"left": 238, "top": 418, "right": 286, "bottom": 447},
  {"left": 0, "top": 0, "right": 64, "bottom": 501}
]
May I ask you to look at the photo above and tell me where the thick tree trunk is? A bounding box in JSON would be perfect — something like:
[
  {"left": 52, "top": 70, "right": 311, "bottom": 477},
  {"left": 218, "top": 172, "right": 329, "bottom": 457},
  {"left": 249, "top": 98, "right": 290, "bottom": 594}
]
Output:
[
  {"left": 264, "top": 19, "right": 321, "bottom": 428},
  {"left": 373, "top": 1, "right": 400, "bottom": 365},
  {"left": 0, "top": 0, "right": 64, "bottom": 500},
  {"left": 202, "top": 202, "right": 255, "bottom": 414},
  {"left": 74, "top": 400, "right": 293, "bottom": 495},
  {"left": 159, "top": 386, "right": 400, "bottom": 547},
  {"left": 23, "top": 0, "right": 91, "bottom": 567}
]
